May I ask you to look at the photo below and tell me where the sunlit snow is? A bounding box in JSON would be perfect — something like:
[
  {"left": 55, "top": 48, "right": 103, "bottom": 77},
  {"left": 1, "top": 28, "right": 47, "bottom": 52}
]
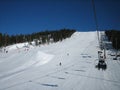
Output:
[{"left": 0, "top": 31, "right": 120, "bottom": 90}]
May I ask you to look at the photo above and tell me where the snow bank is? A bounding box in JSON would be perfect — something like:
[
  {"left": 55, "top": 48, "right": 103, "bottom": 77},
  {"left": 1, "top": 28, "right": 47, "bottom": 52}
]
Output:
[
  {"left": 21, "top": 51, "right": 54, "bottom": 68},
  {"left": 7, "top": 43, "right": 28, "bottom": 50},
  {"left": 6, "top": 43, "right": 34, "bottom": 52},
  {"left": 13, "top": 51, "right": 54, "bottom": 70},
  {"left": 35, "top": 51, "right": 54, "bottom": 67},
  {"left": 0, "top": 50, "right": 54, "bottom": 81}
]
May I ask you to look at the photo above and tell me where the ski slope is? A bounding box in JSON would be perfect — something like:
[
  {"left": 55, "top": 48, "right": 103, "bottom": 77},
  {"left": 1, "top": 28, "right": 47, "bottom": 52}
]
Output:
[{"left": 0, "top": 31, "right": 120, "bottom": 90}]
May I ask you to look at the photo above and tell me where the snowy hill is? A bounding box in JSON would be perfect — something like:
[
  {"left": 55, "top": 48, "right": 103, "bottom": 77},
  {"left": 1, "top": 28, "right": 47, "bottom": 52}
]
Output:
[{"left": 0, "top": 31, "right": 120, "bottom": 90}]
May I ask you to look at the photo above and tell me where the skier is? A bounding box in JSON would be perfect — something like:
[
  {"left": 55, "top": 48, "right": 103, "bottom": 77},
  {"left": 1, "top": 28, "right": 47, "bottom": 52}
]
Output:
[
  {"left": 4, "top": 48, "right": 6, "bottom": 53},
  {"left": 59, "top": 62, "right": 62, "bottom": 66},
  {"left": 67, "top": 53, "right": 69, "bottom": 56}
]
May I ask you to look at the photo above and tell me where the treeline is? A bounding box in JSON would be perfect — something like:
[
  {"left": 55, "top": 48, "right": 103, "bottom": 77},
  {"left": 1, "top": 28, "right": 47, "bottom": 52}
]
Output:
[
  {"left": 0, "top": 29, "right": 76, "bottom": 47},
  {"left": 105, "top": 30, "right": 120, "bottom": 50}
]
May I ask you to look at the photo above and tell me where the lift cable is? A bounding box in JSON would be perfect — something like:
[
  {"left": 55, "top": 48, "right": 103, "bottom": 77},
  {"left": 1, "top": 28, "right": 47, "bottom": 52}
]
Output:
[{"left": 92, "top": 0, "right": 100, "bottom": 45}]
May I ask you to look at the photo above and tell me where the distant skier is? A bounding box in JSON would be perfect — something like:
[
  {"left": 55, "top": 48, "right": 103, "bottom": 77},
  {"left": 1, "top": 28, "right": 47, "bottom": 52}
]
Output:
[
  {"left": 6, "top": 50, "right": 8, "bottom": 53},
  {"left": 4, "top": 48, "right": 6, "bottom": 53},
  {"left": 67, "top": 53, "right": 69, "bottom": 56},
  {"left": 59, "top": 62, "right": 62, "bottom": 66}
]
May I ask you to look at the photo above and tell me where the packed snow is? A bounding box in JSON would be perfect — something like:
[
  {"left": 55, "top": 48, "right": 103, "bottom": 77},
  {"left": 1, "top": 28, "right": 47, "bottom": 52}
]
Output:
[{"left": 0, "top": 31, "right": 120, "bottom": 90}]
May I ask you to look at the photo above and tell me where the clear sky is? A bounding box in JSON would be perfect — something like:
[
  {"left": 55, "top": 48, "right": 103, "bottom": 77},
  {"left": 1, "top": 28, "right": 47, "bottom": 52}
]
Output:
[{"left": 0, "top": 0, "right": 120, "bottom": 35}]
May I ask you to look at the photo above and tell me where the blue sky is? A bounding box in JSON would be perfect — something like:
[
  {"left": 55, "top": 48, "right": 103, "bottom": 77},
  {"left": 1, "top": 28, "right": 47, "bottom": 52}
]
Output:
[{"left": 0, "top": 0, "right": 120, "bottom": 35}]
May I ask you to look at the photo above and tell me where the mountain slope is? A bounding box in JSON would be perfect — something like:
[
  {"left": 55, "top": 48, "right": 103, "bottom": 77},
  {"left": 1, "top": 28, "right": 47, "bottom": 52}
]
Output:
[{"left": 0, "top": 31, "right": 120, "bottom": 90}]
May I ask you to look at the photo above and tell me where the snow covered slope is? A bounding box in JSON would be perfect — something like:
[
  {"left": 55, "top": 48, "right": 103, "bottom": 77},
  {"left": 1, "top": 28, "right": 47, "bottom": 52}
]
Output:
[{"left": 0, "top": 31, "right": 120, "bottom": 90}]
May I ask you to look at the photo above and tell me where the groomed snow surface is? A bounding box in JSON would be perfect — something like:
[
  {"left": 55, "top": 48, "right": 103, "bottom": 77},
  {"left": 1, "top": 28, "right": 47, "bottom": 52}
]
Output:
[{"left": 0, "top": 31, "right": 120, "bottom": 90}]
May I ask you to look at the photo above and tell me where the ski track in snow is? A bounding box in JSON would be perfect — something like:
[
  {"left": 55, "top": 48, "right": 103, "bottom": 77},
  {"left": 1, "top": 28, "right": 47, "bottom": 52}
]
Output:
[{"left": 0, "top": 51, "right": 54, "bottom": 81}]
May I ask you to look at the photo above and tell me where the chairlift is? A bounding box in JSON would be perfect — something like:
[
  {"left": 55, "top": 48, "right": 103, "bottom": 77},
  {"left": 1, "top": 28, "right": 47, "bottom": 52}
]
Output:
[
  {"left": 96, "top": 59, "right": 107, "bottom": 70},
  {"left": 113, "top": 57, "right": 117, "bottom": 60},
  {"left": 98, "top": 51, "right": 102, "bottom": 53},
  {"left": 92, "top": 0, "right": 107, "bottom": 70},
  {"left": 95, "top": 53, "right": 107, "bottom": 70}
]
